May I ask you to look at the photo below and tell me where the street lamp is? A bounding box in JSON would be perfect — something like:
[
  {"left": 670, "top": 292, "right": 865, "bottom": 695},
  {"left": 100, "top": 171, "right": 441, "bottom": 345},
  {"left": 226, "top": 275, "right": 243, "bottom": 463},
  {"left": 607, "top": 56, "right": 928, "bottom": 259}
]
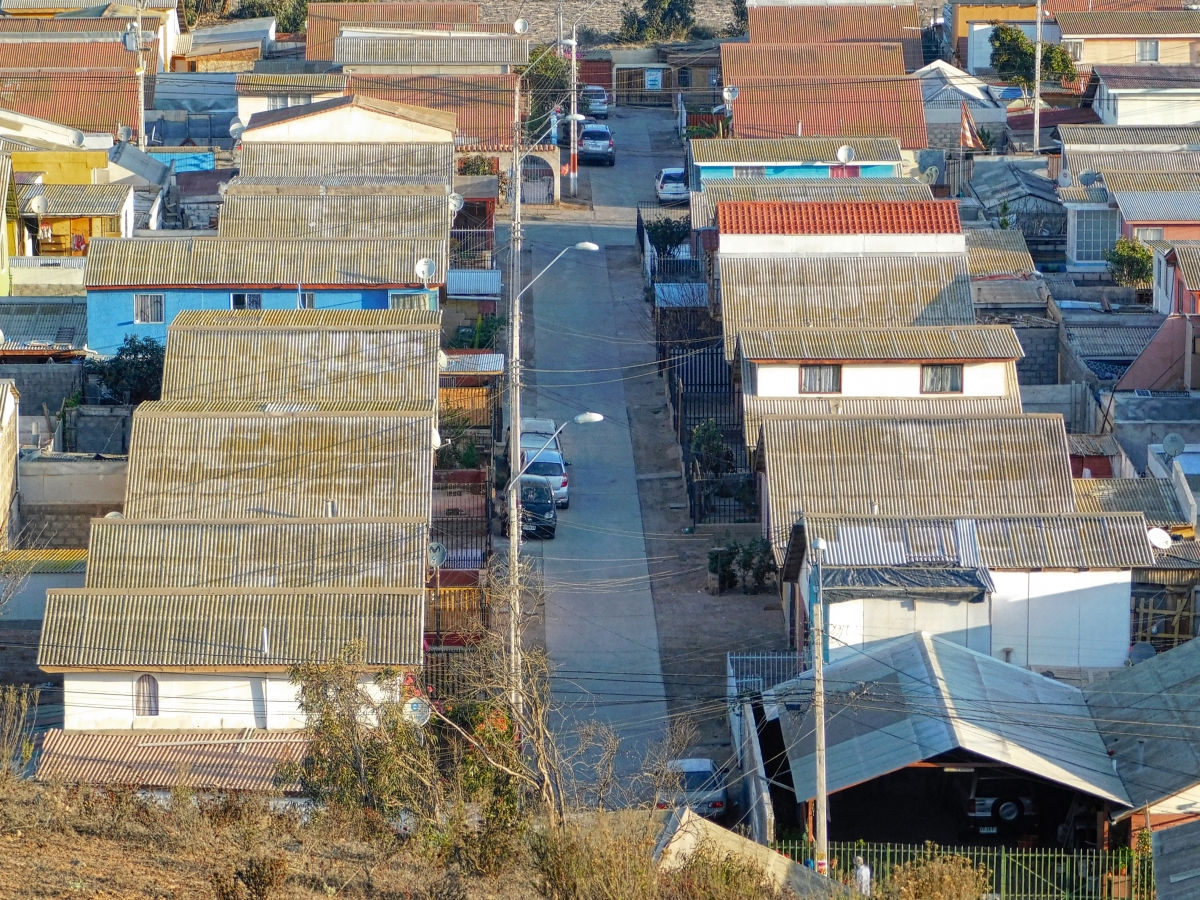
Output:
[{"left": 509, "top": 411, "right": 604, "bottom": 485}]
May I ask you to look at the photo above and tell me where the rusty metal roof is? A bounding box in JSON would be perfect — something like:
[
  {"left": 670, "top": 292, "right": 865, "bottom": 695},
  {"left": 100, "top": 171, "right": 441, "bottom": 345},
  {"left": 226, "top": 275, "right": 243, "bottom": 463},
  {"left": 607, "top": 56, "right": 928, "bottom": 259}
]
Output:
[
  {"left": 965, "top": 228, "right": 1037, "bottom": 278},
  {"left": 1067, "top": 433, "right": 1123, "bottom": 456},
  {"left": 691, "top": 178, "right": 932, "bottom": 226},
  {"left": 747, "top": 4, "right": 923, "bottom": 70},
  {"left": 305, "top": 2, "right": 481, "bottom": 60},
  {"left": 161, "top": 309, "right": 441, "bottom": 405},
  {"left": 39, "top": 589, "right": 424, "bottom": 669},
  {"left": 239, "top": 140, "right": 452, "bottom": 181},
  {"left": 334, "top": 33, "right": 528, "bottom": 65},
  {"left": 717, "top": 200, "right": 961, "bottom": 235},
  {"left": 0, "top": 35, "right": 148, "bottom": 69},
  {"left": 348, "top": 73, "right": 516, "bottom": 145},
  {"left": 84, "top": 237, "right": 447, "bottom": 287},
  {"left": 18, "top": 183, "right": 131, "bottom": 217},
  {"left": 36, "top": 729, "right": 306, "bottom": 793},
  {"left": 720, "top": 41, "right": 905, "bottom": 84},
  {"left": 1073, "top": 477, "right": 1190, "bottom": 528},
  {"left": 0, "top": 69, "right": 140, "bottom": 138},
  {"left": 739, "top": 325, "right": 1023, "bottom": 361},
  {"left": 217, "top": 192, "right": 448, "bottom": 240},
  {"left": 719, "top": 253, "right": 975, "bottom": 360},
  {"left": 762, "top": 415, "right": 1077, "bottom": 548},
  {"left": 245, "top": 93, "right": 458, "bottom": 135},
  {"left": 690, "top": 137, "right": 902, "bottom": 164},
  {"left": 85, "top": 519, "right": 427, "bottom": 590}
]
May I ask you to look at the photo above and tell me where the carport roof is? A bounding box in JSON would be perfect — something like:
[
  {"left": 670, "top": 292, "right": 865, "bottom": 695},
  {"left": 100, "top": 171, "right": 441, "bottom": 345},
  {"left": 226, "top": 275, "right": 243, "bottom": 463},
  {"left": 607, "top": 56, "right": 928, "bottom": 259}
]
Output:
[{"left": 775, "top": 632, "right": 1130, "bottom": 806}]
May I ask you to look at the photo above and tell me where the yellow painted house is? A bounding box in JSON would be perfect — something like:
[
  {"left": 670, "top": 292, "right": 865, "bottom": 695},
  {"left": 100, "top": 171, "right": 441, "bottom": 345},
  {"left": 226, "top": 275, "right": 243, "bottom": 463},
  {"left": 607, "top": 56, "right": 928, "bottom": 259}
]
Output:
[
  {"left": 946, "top": 0, "right": 1045, "bottom": 74},
  {"left": 1056, "top": 10, "right": 1200, "bottom": 65}
]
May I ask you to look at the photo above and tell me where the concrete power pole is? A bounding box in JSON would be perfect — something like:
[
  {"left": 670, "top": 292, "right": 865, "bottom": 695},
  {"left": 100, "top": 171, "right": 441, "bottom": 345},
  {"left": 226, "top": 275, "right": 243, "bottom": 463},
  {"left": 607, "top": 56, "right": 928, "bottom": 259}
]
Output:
[
  {"left": 811, "top": 537, "right": 828, "bottom": 874},
  {"left": 1033, "top": 0, "right": 1043, "bottom": 157},
  {"left": 507, "top": 75, "right": 524, "bottom": 710}
]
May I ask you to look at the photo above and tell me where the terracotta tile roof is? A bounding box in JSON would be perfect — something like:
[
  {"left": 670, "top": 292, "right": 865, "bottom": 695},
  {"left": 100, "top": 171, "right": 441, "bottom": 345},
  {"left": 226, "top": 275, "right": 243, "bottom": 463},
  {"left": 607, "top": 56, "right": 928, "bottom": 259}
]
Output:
[
  {"left": 306, "top": 2, "right": 482, "bottom": 60},
  {"left": 0, "top": 37, "right": 150, "bottom": 69},
  {"left": 0, "top": 69, "right": 141, "bottom": 137},
  {"left": 720, "top": 42, "right": 906, "bottom": 84},
  {"left": 717, "top": 200, "right": 961, "bottom": 235},
  {"left": 747, "top": 4, "right": 923, "bottom": 70},
  {"left": 349, "top": 73, "right": 513, "bottom": 144},
  {"left": 731, "top": 76, "right": 929, "bottom": 149}
]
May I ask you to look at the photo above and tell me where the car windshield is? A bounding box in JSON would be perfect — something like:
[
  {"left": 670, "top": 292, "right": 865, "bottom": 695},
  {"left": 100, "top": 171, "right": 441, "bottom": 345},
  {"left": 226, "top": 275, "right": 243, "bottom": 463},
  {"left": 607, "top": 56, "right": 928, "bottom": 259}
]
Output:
[
  {"left": 525, "top": 461, "right": 562, "bottom": 477},
  {"left": 582, "top": 130, "right": 608, "bottom": 141},
  {"left": 680, "top": 770, "right": 717, "bottom": 791},
  {"left": 521, "top": 433, "right": 554, "bottom": 447},
  {"left": 661, "top": 171, "right": 685, "bottom": 184},
  {"left": 521, "top": 481, "right": 553, "bottom": 504}
]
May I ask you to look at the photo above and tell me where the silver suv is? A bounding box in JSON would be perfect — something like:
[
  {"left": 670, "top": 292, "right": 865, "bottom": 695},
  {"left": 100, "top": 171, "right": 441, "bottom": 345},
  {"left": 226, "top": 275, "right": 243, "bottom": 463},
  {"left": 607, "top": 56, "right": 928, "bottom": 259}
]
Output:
[{"left": 581, "top": 85, "right": 609, "bottom": 119}]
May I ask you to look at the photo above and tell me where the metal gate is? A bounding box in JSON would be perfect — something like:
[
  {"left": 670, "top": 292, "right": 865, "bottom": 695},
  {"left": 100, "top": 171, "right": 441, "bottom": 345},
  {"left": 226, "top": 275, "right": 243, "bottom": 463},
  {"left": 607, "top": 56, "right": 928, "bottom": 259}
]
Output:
[{"left": 520, "top": 157, "right": 555, "bottom": 205}]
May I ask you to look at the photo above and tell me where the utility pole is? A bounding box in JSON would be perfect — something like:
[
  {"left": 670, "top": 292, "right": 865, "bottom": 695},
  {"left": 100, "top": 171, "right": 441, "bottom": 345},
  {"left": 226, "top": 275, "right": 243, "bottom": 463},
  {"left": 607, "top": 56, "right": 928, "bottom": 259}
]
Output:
[
  {"left": 570, "top": 24, "right": 579, "bottom": 198},
  {"left": 811, "top": 537, "right": 828, "bottom": 875},
  {"left": 1033, "top": 0, "right": 1043, "bottom": 158},
  {"left": 507, "top": 71, "right": 524, "bottom": 711},
  {"left": 136, "top": 0, "right": 146, "bottom": 148}
]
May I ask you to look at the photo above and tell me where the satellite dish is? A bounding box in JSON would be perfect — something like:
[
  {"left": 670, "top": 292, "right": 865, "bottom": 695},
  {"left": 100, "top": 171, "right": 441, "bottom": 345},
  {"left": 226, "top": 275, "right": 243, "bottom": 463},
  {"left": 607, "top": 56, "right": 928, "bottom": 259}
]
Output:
[
  {"left": 68, "top": 131, "right": 84, "bottom": 148},
  {"left": 428, "top": 541, "right": 448, "bottom": 568},
  {"left": 1079, "top": 170, "right": 1098, "bottom": 187},
  {"left": 836, "top": 144, "right": 856, "bottom": 165},
  {"left": 230, "top": 115, "right": 244, "bottom": 131},
  {"left": 1164, "top": 432, "right": 1186, "bottom": 461},
  {"left": 722, "top": 85, "right": 739, "bottom": 104},
  {"left": 401, "top": 696, "right": 432, "bottom": 727},
  {"left": 117, "top": 125, "right": 133, "bottom": 144},
  {"left": 28, "top": 194, "right": 47, "bottom": 216},
  {"left": 103, "top": 511, "right": 124, "bottom": 519},
  {"left": 414, "top": 258, "right": 437, "bottom": 282},
  {"left": 448, "top": 192, "right": 464, "bottom": 213},
  {"left": 229, "top": 122, "right": 245, "bottom": 141},
  {"left": 438, "top": 349, "right": 449, "bottom": 370},
  {"left": 513, "top": 17, "right": 529, "bottom": 34},
  {"left": 1147, "top": 528, "right": 1174, "bottom": 551},
  {"left": 1057, "top": 169, "right": 1074, "bottom": 188},
  {"left": 431, "top": 427, "right": 443, "bottom": 450},
  {"left": 1129, "top": 641, "right": 1157, "bottom": 664}
]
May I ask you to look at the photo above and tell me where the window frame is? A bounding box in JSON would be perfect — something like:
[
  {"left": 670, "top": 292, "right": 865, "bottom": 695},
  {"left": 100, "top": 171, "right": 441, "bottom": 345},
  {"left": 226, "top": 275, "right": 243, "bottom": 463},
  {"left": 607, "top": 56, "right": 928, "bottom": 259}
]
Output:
[
  {"left": 1135, "top": 227, "right": 1164, "bottom": 242},
  {"left": 297, "top": 291, "right": 316, "bottom": 310},
  {"left": 1062, "top": 40, "right": 1083, "bottom": 61},
  {"left": 732, "top": 165, "right": 766, "bottom": 179},
  {"left": 921, "top": 364, "right": 964, "bottom": 395},
  {"left": 134, "top": 673, "right": 159, "bottom": 717},
  {"left": 798, "top": 364, "right": 842, "bottom": 394},
  {"left": 677, "top": 67, "right": 692, "bottom": 88},
  {"left": 1136, "top": 39, "right": 1159, "bottom": 62},
  {"left": 133, "top": 292, "right": 164, "bottom": 325},
  {"left": 230, "top": 292, "right": 263, "bottom": 310}
]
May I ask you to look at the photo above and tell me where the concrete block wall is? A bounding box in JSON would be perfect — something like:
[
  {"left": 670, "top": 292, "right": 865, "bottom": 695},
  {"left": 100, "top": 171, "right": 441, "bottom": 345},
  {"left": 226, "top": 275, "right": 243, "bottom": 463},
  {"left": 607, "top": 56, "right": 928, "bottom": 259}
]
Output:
[
  {"left": 20, "top": 503, "right": 119, "bottom": 549},
  {"left": 1012, "top": 324, "right": 1059, "bottom": 385},
  {"left": 66, "top": 405, "right": 134, "bottom": 454},
  {"left": 0, "top": 363, "right": 83, "bottom": 416}
]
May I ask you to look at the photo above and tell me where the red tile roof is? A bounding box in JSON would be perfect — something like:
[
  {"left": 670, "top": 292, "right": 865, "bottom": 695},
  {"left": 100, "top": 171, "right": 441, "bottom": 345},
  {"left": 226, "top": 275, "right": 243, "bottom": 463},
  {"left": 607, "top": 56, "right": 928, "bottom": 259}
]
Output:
[
  {"left": 0, "top": 69, "right": 142, "bottom": 137},
  {"left": 305, "top": 2, "right": 483, "bottom": 60},
  {"left": 349, "top": 73, "right": 513, "bottom": 144},
  {"left": 720, "top": 42, "right": 906, "bottom": 84},
  {"left": 747, "top": 4, "right": 923, "bottom": 70},
  {"left": 731, "top": 76, "right": 929, "bottom": 149},
  {"left": 0, "top": 37, "right": 152, "bottom": 70},
  {"left": 717, "top": 201, "right": 963, "bottom": 235}
]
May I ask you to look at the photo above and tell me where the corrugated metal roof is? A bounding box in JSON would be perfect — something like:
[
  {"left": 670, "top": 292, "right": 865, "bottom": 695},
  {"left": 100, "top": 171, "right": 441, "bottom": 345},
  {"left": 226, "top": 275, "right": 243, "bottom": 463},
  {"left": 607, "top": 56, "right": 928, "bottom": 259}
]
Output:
[
  {"left": 1084, "top": 636, "right": 1200, "bottom": 810},
  {"left": 1064, "top": 323, "right": 1161, "bottom": 358},
  {"left": 39, "top": 589, "right": 424, "bottom": 669},
  {"left": 245, "top": 93, "right": 457, "bottom": 134},
  {"left": 1056, "top": 9, "right": 1200, "bottom": 34},
  {"left": 740, "top": 325, "right": 1023, "bottom": 361},
  {"left": 445, "top": 267, "right": 501, "bottom": 298},
  {"left": 0, "top": 36, "right": 147, "bottom": 69},
  {"left": 0, "top": 299, "right": 86, "bottom": 349},
  {"left": 747, "top": 4, "right": 923, "bottom": 70},
  {"left": 743, "top": 394, "right": 1025, "bottom": 445},
  {"left": 1145, "top": 538, "right": 1200, "bottom": 569},
  {"left": 0, "top": 69, "right": 140, "bottom": 138},
  {"left": 1058, "top": 185, "right": 1112, "bottom": 204},
  {"left": 217, "top": 192, "right": 448, "bottom": 240},
  {"left": 762, "top": 415, "right": 1076, "bottom": 546},
  {"left": 17, "top": 183, "right": 130, "bottom": 217},
  {"left": 36, "top": 729, "right": 306, "bottom": 793},
  {"left": 1067, "top": 433, "right": 1122, "bottom": 456},
  {"left": 239, "top": 140, "right": 453, "bottom": 181},
  {"left": 1175, "top": 244, "right": 1200, "bottom": 290},
  {"left": 1060, "top": 124, "right": 1200, "bottom": 147},
  {"left": 84, "top": 237, "right": 447, "bottom": 287},
  {"left": 965, "top": 228, "right": 1037, "bottom": 278},
  {"left": 1154, "top": 818, "right": 1200, "bottom": 900},
  {"left": 1096, "top": 65, "right": 1200, "bottom": 90},
  {"left": 719, "top": 254, "right": 975, "bottom": 361},
  {"left": 123, "top": 408, "right": 434, "bottom": 520},
  {"left": 0, "top": 17, "right": 136, "bottom": 34},
  {"left": 690, "top": 137, "right": 903, "bottom": 164},
  {"left": 0, "top": 548, "right": 86, "bottom": 573},
  {"left": 85, "top": 519, "right": 427, "bottom": 589},
  {"left": 692, "top": 179, "right": 933, "bottom": 227},
  {"left": 0, "top": 0, "right": 175, "bottom": 7},
  {"left": 226, "top": 176, "right": 449, "bottom": 192},
  {"left": 717, "top": 200, "right": 961, "bottom": 235},
  {"left": 1064, "top": 150, "right": 1200, "bottom": 175},
  {"left": 234, "top": 72, "right": 350, "bottom": 95},
  {"left": 720, "top": 42, "right": 906, "bottom": 84},
  {"left": 349, "top": 73, "right": 515, "bottom": 144},
  {"left": 305, "top": 2, "right": 482, "bottom": 60},
  {"left": 731, "top": 77, "right": 929, "bottom": 149},
  {"left": 1111, "top": 187, "right": 1200, "bottom": 223},
  {"left": 777, "top": 632, "right": 1130, "bottom": 807},
  {"left": 334, "top": 33, "right": 528, "bottom": 65},
  {"left": 1073, "top": 477, "right": 1189, "bottom": 528},
  {"left": 802, "top": 513, "right": 1154, "bottom": 569},
  {"left": 1105, "top": 172, "right": 1200, "bottom": 195},
  {"left": 161, "top": 309, "right": 441, "bottom": 404},
  {"left": 442, "top": 350, "right": 503, "bottom": 374}
]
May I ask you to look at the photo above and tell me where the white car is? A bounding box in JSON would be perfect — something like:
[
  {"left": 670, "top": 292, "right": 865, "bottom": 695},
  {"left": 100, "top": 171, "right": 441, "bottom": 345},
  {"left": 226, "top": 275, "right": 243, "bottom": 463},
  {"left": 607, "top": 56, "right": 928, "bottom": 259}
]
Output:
[{"left": 656, "top": 167, "right": 688, "bottom": 204}]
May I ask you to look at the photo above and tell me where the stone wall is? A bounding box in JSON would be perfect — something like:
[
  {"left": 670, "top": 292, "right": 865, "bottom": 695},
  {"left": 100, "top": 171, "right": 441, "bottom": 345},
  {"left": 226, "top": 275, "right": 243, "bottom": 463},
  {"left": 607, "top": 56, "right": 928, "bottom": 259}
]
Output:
[{"left": 1012, "top": 323, "right": 1059, "bottom": 385}]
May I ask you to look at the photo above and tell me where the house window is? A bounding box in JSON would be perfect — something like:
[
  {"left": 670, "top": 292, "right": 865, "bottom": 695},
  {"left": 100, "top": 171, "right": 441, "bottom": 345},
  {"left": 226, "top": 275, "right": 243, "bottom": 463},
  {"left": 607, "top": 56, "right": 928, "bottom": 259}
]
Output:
[
  {"left": 1135, "top": 227, "right": 1164, "bottom": 242},
  {"left": 133, "top": 292, "right": 164, "bottom": 324},
  {"left": 135, "top": 674, "right": 159, "bottom": 717},
  {"left": 1062, "top": 40, "right": 1083, "bottom": 61},
  {"left": 298, "top": 291, "right": 315, "bottom": 309},
  {"left": 799, "top": 364, "right": 842, "bottom": 393},
  {"left": 231, "top": 292, "right": 262, "bottom": 310},
  {"left": 389, "top": 291, "right": 428, "bottom": 310},
  {"left": 709, "top": 69, "right": 720, "bottom": 87},
  {"left": 732, "top": 165, "right": 765, "bottom": 179},
  {"left": 921, "top": 364, "right": 963, "bottom": 394},
  {"left": 267, "top": 94, "right": 311, "bottom": 109},
  {"left": 678, "top": 67, "right": 692, "bottom": 88},
  {"left": 1136, "top": 40, "right": 1159, "bottom": 62},
  {"left": 1075, "top": 209, "right": 1122, "bottom": 261}
]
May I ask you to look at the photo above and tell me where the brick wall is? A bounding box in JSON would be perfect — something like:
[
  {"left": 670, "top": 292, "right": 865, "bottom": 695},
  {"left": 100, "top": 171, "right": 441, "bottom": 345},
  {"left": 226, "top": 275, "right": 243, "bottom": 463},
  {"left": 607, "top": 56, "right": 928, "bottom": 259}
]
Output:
[
  {"left": 1013, "top": 323, "right": 1059, "bottom": 385},
  {"left": 21, "top": 502, "right": 119, "bottom": 549}
]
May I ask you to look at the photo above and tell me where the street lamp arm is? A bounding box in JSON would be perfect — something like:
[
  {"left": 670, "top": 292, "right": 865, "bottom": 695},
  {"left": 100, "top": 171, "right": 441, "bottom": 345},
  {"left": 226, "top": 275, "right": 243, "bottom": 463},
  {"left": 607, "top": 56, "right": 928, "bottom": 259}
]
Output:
[
  {"left": 513, "top": 246, "right": 571, "bottom": 304},
  {"left": 508, "top": 422, "right": 569, "bottom": 487}
]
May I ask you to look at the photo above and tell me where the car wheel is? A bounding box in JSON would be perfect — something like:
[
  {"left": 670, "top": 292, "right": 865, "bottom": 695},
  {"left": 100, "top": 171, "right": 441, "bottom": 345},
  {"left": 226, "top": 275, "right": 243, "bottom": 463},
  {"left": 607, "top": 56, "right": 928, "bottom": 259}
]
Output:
[
  {"left": 561, "top": 499, "right": 569, "bottom": 510},
  {"left": 608, "top": 157, "right": 616, "bottom": 167}
]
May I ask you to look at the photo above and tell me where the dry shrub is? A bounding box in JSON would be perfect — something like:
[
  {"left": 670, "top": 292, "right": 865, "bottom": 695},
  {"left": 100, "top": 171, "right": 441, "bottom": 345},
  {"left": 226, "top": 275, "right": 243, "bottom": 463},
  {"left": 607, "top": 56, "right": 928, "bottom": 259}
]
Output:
[
  {"left": 880, "top": 849, "right": 990, "bottom": 900},
  {"left": 210, "top": 853, "right": 288, "bottom": 900}
]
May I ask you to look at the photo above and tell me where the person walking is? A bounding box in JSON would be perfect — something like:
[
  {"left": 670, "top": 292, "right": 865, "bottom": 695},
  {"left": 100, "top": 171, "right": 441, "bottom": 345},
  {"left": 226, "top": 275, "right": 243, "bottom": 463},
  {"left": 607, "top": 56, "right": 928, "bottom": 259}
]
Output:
[{"left": 854, "top": 856, "right": 872, "bottom": 897}]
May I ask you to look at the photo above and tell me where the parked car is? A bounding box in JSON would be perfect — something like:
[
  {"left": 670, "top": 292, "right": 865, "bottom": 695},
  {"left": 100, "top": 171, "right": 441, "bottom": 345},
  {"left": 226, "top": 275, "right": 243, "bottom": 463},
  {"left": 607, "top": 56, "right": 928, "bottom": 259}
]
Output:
[
  {"left": 656, "top": 758, "right": 727, "bottom": 818},
  {"left": 656, "top": 167, "right": 688, "bottom": 204},
  {"left": 962, "top": 773, "right": 1037, "bottom": 835},
  {"left": 581, "top": 85, "right": 609, "bottom": 118},
  {"left": 522, "top": 448, "right": 570, "bottom": 507},
  {"left": 579, "top": 124, "right": 615, "bottom": 166},
  {"left": 503, "top": 417, "right": 560, "bottom": 461},
  {"left": 558, "top": 115, "right": 597, "bottom": 142},
  {"left": 502, "top": 475, "right": 557, "bottom": 539}
]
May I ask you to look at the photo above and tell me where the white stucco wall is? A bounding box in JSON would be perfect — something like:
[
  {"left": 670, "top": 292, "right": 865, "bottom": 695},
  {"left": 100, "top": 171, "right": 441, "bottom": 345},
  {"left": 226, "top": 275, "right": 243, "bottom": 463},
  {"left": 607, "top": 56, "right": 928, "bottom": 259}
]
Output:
[
  {"left": 719, "top": 233, "right": 966, "bottom": 254},
  {"left": 752, "top": 362, "right": 1011, "bottom": 398},
  {"left": 242, "top": 106, "right": 454, "bottom": 143},
  {"left": 1096, "top": 87, "right": 1200, "bottom": 126},
  {"left": 826, "top": 596, "right": 991, "bottom": 660},
  {"left": 989, "top": 569, "right": 1132, "bottom": 669},
  {"left": 236, "top": 92, "right": 345, "bottom": 126}
]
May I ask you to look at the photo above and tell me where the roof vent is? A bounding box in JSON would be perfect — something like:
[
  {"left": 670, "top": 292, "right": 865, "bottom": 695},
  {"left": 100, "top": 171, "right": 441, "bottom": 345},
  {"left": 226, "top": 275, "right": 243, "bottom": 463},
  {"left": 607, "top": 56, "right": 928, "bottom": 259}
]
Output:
[{"left": 325, "top": 499, "right": 337, "bottom": 518}]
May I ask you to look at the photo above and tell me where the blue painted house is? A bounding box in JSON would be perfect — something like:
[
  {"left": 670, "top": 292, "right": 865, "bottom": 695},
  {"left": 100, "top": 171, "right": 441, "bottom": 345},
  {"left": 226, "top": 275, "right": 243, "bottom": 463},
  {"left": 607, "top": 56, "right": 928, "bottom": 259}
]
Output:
[
  {"left": 85, "top": 237, "right": 446, "bottom": 354},
  {"left": 687, "top": 137, "right": 906, "bottom": 188}
]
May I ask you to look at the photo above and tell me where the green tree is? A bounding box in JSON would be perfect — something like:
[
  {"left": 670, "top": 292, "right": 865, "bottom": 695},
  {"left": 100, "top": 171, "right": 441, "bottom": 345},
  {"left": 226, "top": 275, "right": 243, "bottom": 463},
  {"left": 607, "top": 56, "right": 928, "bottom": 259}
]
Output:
[
  {"left": 690, "top": 418, "right": 731, "bottom": 477},
  {"left": 88, "top": 335, "right": 165, "bottom": 404},
  {"left": 729, "top": 0, "right": 747, "bottom": 35},
  {"left": 233, "top": 0, "right": 305, "bottom": 32},
  {"left": 1104, "top": 236, "right": 1154, "bottom": 286},
  {"left": 644, "top": 216, "right": 692, "bottom": 259},
  {"left": 619, "top": 0, "right": 696, "bottom": 43},
  {"left": 989, "top": 22, "right": 1076, "bottom": 91}
]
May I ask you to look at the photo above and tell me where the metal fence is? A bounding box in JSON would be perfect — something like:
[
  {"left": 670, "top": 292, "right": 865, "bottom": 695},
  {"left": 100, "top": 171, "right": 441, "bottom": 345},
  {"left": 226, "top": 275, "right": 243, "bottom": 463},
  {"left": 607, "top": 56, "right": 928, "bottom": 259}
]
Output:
[
  {"left": 425, "top": 585, "right": 490, "bottom": 640},
  {"left": 689, "top": 472, "right": 757, "bottom": 526},
  {"left": 450, "top": 228, "right": 495, "bottom": 269},
  {"left": 768, "top": 841, "right": 1155, "bottom": 900},
  {"left": 520, "top": 157, "right": 555, "bottom": 205}
]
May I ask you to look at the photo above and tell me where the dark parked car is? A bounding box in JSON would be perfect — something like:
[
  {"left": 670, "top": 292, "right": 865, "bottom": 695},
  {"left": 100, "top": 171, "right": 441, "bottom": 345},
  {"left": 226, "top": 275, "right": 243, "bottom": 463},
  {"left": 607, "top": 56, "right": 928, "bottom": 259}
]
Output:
[
  {"left": 502, "top": 475, "right": 557, "bottom": 539},
  {"left": 960, "top": 773, "right": 1037, "bottom": 835}
]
